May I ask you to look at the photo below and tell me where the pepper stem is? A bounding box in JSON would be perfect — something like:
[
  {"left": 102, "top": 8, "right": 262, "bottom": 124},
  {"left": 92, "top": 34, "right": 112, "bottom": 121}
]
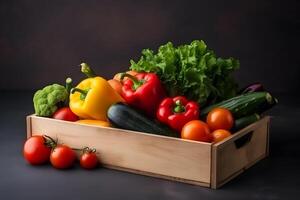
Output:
[
  {"left": 71, "top": 88, "right": 89, "bottom": 100},
  {"left": 64, "top": 78, "right": 72, "bottom": 106},
  {"left": 80, "top": 63, "right": 96, "bottom": 78},
  {"left": 65, "top": 77, "right": 72, "bottom": 94},
  {"left": 120, "top": 73, "right": 144, "bottom": 90},
  {"left": 173, "top": 100, "right": 185, "bottom": 113}
]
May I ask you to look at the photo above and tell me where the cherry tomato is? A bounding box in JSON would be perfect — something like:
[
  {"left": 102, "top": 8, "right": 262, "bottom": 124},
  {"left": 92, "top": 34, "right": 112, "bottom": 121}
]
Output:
[
  {"left": 52, "top": 107, "right": 79, "bottom": 122},
  {"left": 80, "top": 149, "right": 99, "bottom": 169},
  {"left": 108, "top": 79, "right": 123, "bottom": 95},
  {"left": 50, "top": 145, "right": 76, "bottom": 169},
  {"left": 212, "top": 129, "right": 232, "bottom": 143},
  {"left": 181, "top": 120, "right": 212, "bottom": 142},
  {"left": 206, "top": 108, "right": 234, "bottom": 131},
  {"left": 23, "top": 135, "right": 51, "bottom": 165}
]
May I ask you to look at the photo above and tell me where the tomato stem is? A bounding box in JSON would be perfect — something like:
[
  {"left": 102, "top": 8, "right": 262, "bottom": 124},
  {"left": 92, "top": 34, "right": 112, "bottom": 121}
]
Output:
[
  {"left": 43, "top": 135, "right": 57, "bottom": 149},
  {"left": 72, "top": 146, "right": 97, "bottom": 154}
]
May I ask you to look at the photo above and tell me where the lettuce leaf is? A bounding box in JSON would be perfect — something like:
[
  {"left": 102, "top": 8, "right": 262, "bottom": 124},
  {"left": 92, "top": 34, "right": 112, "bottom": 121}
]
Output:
[{"left": 130, "top": 40, "right": 239, "bottom": 106}]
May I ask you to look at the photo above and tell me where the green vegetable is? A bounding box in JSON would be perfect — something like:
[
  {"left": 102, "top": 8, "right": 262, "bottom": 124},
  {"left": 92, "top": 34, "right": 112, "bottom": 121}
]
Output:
[
  {"left": 107, "top": 103, "right": 178, "bottom": 137},
  {"left": 130, "top": 40, "right": 240, "bottom": 106},
  {"left": 233, "top": 114, "right": 260, "bottom": 132},
  {"left": 200, "top": 92, "right": 278, "bottom": 119},
  {"left": 33, "top": 84, "right": 68, "bottom": 117}
]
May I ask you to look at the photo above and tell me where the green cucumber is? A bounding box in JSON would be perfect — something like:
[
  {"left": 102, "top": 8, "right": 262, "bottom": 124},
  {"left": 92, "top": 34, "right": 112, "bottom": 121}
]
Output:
[
  {"left": 107, "top": 103, "right": 178, "bottom": 137},
  {"left": 200, "top": 92, "right": 277, "bottom": 119},
  {"left": 233, "top": 113, "right": 260, "bottom": 132}
]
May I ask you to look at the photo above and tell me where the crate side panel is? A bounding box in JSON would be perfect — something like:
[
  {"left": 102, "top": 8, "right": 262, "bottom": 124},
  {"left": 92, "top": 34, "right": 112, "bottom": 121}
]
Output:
[
  {"left": 29, "top": 116, "right": 212, "bottom": 183},
  {"left": 215, "top": 118, "right": 269, "bottom": 185}
]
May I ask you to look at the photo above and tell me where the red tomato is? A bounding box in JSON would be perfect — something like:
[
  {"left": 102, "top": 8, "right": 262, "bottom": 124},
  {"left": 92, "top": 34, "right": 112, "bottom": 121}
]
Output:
[
  {"left": 23, "top": 135, "right": 51, "bottom": 165},
  {"left": 211, "top": 129, "right": 232, "bottom": 143},
  {"left": 52, "top": 107, "right": 79, "bottom": 122},
  {"left": 206, "top": 108, "right": 234, "bottom": 131},
  {"left": 181, "top": 120, "right": 212, "bottom": 142},
  {"left": 80, "top": 151, "right": 99, "bottom": 169},
  {"left": 50, "top": 145, "right": 76, "bottom": 169}
]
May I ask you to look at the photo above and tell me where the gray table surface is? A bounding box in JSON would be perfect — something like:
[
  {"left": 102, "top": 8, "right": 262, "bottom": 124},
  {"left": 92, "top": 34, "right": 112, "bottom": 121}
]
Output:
[{"left": 1, "top": 91, "right": 299, "bottom": 200}]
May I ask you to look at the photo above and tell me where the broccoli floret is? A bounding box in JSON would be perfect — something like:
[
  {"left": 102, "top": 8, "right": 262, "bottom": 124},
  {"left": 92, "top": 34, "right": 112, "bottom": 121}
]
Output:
[{"left": 33, "top": 84, "right": 68, "bottom": 117}]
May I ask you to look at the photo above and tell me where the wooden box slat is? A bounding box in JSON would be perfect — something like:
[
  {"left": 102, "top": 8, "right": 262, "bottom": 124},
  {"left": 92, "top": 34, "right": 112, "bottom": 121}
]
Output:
[
  {"left": 27, "top": 115, "right": 212, "bottom": 185},
  {"left": 26, "top": 115, "right": 270, "bottom": 189}
]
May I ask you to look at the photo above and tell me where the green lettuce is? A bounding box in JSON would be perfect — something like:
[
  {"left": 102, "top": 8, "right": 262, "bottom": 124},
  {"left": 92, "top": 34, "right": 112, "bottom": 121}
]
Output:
[{"left": 130, "top": 40, "right": 239, "bottom": 106}]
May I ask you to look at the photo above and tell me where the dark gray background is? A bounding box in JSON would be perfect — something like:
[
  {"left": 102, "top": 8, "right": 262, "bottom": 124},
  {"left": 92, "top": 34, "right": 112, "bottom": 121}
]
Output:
[
  {"left": 1, "top": 0, "right": 300, "bottom": 199},
  {"left": 1, "top": 0, "right": 299, "bottom": 94}
]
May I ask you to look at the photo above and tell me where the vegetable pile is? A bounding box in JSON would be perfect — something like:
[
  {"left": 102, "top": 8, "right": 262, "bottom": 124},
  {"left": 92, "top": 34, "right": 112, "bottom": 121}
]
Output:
[{"left": 27, "top": 40, "right": 278, "bottom": 169}]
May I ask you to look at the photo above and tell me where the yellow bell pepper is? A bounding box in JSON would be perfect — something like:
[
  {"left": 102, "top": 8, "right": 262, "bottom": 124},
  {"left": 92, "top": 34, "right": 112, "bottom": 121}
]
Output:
[
  {"left": 76, "top": 119, "right": 111, "bottom": 127},
  {"left": 69, "top": 63, "right": 124, "bottom": 121}
]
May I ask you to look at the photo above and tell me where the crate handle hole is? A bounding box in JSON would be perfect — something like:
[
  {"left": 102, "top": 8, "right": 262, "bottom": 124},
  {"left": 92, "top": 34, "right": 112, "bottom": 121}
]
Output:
[{"left": 234, "top": 131, "right": 253, "bottom": 149}]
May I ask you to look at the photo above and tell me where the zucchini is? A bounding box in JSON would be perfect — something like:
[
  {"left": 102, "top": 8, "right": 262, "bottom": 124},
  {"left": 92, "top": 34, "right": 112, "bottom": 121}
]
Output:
[
  {"left": 107, "top": 103, "right": 178, "bottom": 137},
  {"left": 233, "top": 113, "right": 260, "bottom": 132},
  {"left": 200, "top": 92, "right": 277, "bottom": 119}
]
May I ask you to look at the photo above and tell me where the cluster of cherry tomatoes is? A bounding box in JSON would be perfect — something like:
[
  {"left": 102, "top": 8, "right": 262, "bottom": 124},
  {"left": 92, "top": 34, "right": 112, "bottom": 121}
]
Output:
[
  {"left": 23, "top": 135, "right": 99, "bottom": 169},
  {"left": 181, "top": 107, "right": 234, "bottom": 143}
]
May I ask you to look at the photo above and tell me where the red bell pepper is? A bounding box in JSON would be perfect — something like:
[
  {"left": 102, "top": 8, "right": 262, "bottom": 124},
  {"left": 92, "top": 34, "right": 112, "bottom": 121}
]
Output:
[
  {"left": 156, "top": 96, "right": 199, "bottom": 132},
  {"left": 120, "top": 72, "right": 166, "bottom": 117}
]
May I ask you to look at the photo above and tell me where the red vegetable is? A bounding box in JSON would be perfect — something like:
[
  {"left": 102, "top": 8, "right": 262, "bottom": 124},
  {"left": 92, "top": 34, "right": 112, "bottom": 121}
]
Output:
[
  {"left": 52, "top": 107, "right": 79, "bottom": 122},
  {"left": 120, "top": 73, "right": 166, "bottom": 117},
  {"left": 50, "top": 144, "right": 77, "bottom": 169},
  {"left": 156, "top": 96, "right": 199, "bottom": 132},
  {"left": 80, "top": 147, "right": 99, "bottom": 169},
  {"left": 23, "top": 135, "right": 52, "bottom": 165}
]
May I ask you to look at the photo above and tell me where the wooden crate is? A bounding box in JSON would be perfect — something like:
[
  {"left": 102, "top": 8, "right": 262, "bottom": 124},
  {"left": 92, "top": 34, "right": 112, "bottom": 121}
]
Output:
[{"left": 26, "top": 115, "right": 270, "bottom": 189}]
